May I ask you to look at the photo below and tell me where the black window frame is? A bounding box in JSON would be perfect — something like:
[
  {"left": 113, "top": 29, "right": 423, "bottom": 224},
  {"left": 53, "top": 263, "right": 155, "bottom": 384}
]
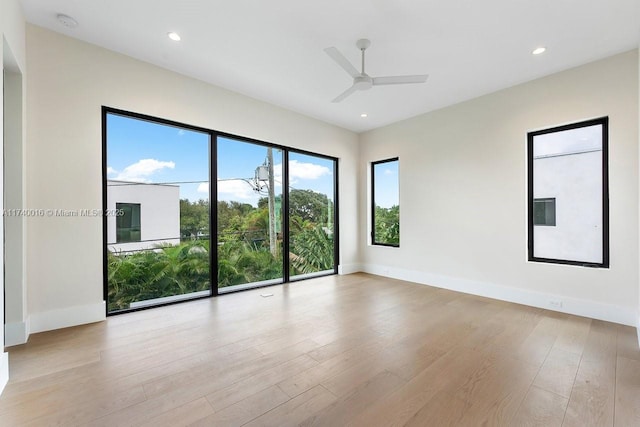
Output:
[
  {"left": 102, "top": 106, "right": 339, "bottom": 315},
  {"left": 371, "top": 157, "right": 400, "bottom": 247},
  {"left": 527, "top": 117, "right": 609, "bottom": 268}
]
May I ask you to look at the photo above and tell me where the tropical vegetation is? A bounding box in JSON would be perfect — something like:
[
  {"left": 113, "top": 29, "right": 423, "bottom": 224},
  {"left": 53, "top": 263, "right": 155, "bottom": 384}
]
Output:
[
  {"left": 374, "top": 205, "right": 400, "bottom": 245},
  {"left": 108, "top": 189, "right": 334, "bottom": 312}
]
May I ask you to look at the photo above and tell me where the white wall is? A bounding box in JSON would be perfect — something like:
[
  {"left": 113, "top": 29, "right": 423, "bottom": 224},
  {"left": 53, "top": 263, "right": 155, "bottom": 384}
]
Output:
[
  {"left": 25, "top": 24, "right": 359, "bottom": 334},
  {"left": 0, "top": 35, "right": 6, "bottom": 398},
  {"left": 1, "top": 0, "right": 27, "bottom": 396},
  {"left": 533, "top": 151, "right": 603, "bottom": 263},
  {"left": 3, "top": 67, "right": 27, "bottom": 347},
  {"left": 106, "top": 181, "right": 180, "bottom": 252},
  {"left": 359, "top": 50, "right": 639, "bottom": 326}
]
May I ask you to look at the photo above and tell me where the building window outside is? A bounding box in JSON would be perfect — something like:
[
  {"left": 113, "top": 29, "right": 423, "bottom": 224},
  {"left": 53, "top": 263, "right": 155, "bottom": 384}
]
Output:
[
  {"left": 533, "top": 198, "right": 556, "bottom": 226},
  {"left": 371, "top": 158, "right": 399, "bottom": 247},
  {"left": 116, "top": 203, "right": 141, "bottom": 243},
  {"left": 527, "top": 117, "right": 608, "bottom": 267}
]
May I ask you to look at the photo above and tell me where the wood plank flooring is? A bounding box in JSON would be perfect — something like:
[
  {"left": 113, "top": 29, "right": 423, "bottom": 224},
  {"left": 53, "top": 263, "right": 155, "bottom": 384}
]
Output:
[{"left": 1, "top": 273, "right": 638, "bottom": 426}]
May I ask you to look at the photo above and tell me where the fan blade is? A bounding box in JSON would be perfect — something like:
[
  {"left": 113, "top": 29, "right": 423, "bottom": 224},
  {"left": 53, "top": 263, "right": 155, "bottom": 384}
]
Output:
[
  {"left": 372, "top": 75, "right": 429, "bottom": 85},
  {"left": 332, "top": 85, "right": 358, "bottom": 103},
  {"left": 324, "top": 47, "right": 360, "bottom": 78}
]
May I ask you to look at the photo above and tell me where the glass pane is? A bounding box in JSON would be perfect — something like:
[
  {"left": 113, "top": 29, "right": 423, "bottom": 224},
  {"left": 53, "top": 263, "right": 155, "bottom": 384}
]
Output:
[
  {"left": 106, "top": 113, "right": 211, "bottom": 313},
  {"left": 116, "top": 203, "right": 142, "bottom": 242},
  {"left": 533, "top": 200, "right": 546, "bottom": 225},
  {"left": 531, "top": 122, "right": 604, "bottom": 264},
  {"left": 217, "top": 137, "right": 283, "bottom": 291},
  {"left": 545, "top": 200, "right": 556, "bottom": 226},
  {"left": 533, "top": 198, "right": 556, "bottom": 226},
  {"left": 372, "top": 159, "right": 400, "bottom": 246},
  {"left": 288, "top": 152, "right": 336, "bottom": 280}
]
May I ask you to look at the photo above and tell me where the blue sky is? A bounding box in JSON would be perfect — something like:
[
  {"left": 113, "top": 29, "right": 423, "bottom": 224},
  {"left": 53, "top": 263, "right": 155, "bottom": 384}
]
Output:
[
  {"left": 374, "top": 160, "right": 399, "bottom": 208},
  {"left": 217, "top": 138, "right": 334, "bottom": 206},
  {"left": 107, "top": 114, "right": 335, "bottom": 205}
]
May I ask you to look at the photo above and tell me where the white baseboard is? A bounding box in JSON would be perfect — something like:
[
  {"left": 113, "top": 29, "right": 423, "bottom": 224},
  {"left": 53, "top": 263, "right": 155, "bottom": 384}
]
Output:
[
  {"left": 338, "top": 263, "right": 362, "bottom": 275},
  {"left": 360, "top": 263, "right": 636, "bottom": 327},
  {"left": 0, "top": 352, "right": 8, "bottom": 396},
  {"left": 29, "top": 301, "right": 106, "bottom": 334},
  {"left": 4, "top": 318, "right": 30, "bottom": 347}
]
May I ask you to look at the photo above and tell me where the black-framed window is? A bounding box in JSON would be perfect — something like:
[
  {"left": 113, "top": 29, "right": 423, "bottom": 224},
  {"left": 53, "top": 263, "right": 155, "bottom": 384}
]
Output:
[
  {"left": 288, "top": 151, "right": 338, "bottom": 281},
  {"left": 527, "top": 117, "right": 609, "bottom": 268},
  {"left": 371, "top": 158, "right": 399, "bottom": 247},
  {"left": 533, "top": 198, "right": 556, "bottom": 226},
  {"left": 105, "top": 110, "right": 212, "bottom": 314},
  {"left": 116, "top": 203, "right": 141, "bottom": 242},
  {"left": 103, "top": 107, "right": 339, "bottom": 315}
]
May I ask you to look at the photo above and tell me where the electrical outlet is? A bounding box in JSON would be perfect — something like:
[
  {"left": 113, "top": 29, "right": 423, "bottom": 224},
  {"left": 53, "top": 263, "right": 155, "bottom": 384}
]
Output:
[{"left": 549, "top": 299, "right": 563, "bottom": 308}]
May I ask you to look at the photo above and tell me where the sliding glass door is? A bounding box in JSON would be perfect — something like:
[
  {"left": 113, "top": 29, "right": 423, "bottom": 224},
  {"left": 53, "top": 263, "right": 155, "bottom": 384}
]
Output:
[
  {"left": 288, "top": 152, "right": 337, "bottom": 280},
  {"left": 105, "top": 111, "right": 211, "bottom": 313},
  {"left": 216, "top": 137, "right": 284, "bottom": 291},
  {"left": 104, "top": 108, "right": 338, "bottom": 313}
]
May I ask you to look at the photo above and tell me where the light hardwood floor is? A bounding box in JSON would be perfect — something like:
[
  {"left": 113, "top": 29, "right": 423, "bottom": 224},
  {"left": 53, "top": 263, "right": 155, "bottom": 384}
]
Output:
[{"left": 1, "top": 273, "right": 639, "bottom": 426}]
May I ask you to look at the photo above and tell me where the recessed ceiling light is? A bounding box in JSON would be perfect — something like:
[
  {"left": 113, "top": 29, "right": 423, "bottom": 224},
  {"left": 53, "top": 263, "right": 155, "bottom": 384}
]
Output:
[
  {"left": 56, "top": 13, "right": 78, "bottom": 29},
  {"left": 168, "top": 32, "right": 181, "bottom": 42},
  {"left": 532, "top": 47, "right": 546, "bottom": 55},
  {"left": 360, "top": 113, "right": 368, "bottom": 118}
]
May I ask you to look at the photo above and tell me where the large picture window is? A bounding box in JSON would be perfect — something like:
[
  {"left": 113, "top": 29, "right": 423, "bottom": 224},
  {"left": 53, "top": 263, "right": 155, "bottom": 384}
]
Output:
[
  {"left": 527, "top": 117, "right": 609, "bottom": 267},
  {"left": 103, "top": 107, "right": 338, "bottom": 314},
  {"left": 371, "top": 158, "right": 399, "bottom": 247}
]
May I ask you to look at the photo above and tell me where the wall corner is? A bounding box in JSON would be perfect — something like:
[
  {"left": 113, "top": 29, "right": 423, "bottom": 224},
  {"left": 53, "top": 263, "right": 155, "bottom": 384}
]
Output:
[{"left": 0, "top": 352, "right": 8, "bottom": 396}]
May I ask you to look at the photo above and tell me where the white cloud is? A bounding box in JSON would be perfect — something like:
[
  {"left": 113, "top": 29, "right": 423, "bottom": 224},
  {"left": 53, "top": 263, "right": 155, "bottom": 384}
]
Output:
[
  {"left": 273, "top": 164, "right": 284, "bottom": 186},
  {"left": 114, "top": 159, "right": 175, "bottom": 182},
  {"left": 384, "top": 168, "right": 395, "bottom": 176},
  {"left": 273, "top": 160, "right": 330, "bottom": 185},
  {"left": 178, "top": 129, "right": 185, "bottom": 136},
  {"left": 106, "top": 166, "right": 116, "bottom": 176},
  {"left": 289, "top": 160, "right": 331, "bottom": 180},
  {"left": 197, "top": 182, "right": 209, "bottom": 193},
  {"left": 217, "top": 179, "right": 256, "bottom": 200}
]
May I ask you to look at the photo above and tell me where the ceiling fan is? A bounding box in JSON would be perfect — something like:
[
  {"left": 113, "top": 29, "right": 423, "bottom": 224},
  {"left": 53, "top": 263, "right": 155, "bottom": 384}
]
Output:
[{"left": 324, "top": 39, "right": 429, "bottom": 103}]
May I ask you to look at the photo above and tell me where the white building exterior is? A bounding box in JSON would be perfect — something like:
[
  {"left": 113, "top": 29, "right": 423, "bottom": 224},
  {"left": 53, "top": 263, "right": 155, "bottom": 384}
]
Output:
[
  {"left": 533, "top": 150, "right": 603, "bottom": 263},
  {"left": 106, "top": 180, "right": 180, "bottom": 253}
]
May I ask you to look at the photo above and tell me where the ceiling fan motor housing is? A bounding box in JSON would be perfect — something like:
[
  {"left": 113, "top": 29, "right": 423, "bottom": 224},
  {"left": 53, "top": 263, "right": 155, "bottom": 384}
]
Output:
[
  {"left": 356, "top": 39, "right": 371, "bottom": 50},
  {"left": 354, "top": 75, "right": 373, "bottom": 90}
]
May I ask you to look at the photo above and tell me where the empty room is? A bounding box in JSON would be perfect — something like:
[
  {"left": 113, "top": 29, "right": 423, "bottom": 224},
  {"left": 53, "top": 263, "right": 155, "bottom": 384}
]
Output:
[{"left": 1, "top": 0, "right": 639, "bottom": 425}]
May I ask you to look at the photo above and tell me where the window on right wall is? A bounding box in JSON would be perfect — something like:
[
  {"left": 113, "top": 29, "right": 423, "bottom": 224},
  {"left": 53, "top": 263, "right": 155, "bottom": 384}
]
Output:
[
  {"left": 371, "top": 158, "right": 400, "bottom": 247},
  {"left": 527, "top": 117, "right": 609, "bottom": 268}
]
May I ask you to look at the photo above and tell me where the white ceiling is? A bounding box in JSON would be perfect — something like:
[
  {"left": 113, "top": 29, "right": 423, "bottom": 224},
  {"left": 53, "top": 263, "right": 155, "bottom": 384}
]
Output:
[{"left": 21, "top": 0, "right": 640, "bottom": 133}]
